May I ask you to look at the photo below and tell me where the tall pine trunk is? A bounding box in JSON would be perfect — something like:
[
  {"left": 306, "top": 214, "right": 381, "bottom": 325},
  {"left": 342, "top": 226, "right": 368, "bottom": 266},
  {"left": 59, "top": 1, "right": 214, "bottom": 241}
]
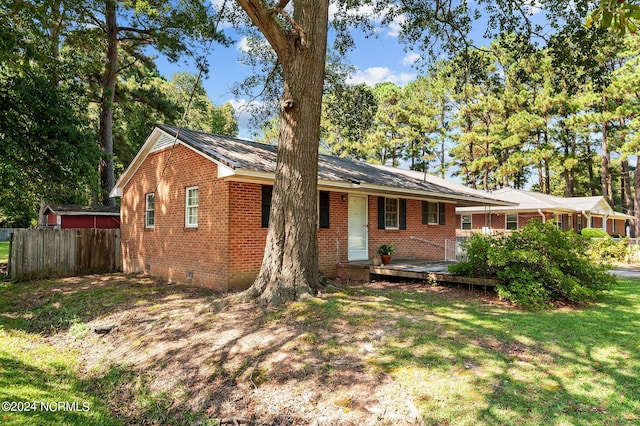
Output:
[
  {"left": 601, "top": 116, "right": 612, "bottom": 206},
  {"left": 634, "top": 156, "right": 640, "bottom": 238},
  {"left": 99, "top": 0, "right": 118, "bottom": 207},
  {"left": 619, "top": 119, "right": 633, "bottom": 236},
  {"left": 239, "top": 0, "right": 329, "bottom": 305}
]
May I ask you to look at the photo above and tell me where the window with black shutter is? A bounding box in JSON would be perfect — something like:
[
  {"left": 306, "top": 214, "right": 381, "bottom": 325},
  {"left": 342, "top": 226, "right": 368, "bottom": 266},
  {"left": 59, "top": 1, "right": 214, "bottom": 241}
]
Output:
[
  {"left": 422, "top": 201, "right": 445, "bottom": 225},
  {"left": 261, "top": 185, "right": 273, "bottom": 228},
  {"left": 378, "top": 197, "right": 406, "bottom": 230},
  {"left": 319, "top": 191, "right": 330, "bottom": 229}
]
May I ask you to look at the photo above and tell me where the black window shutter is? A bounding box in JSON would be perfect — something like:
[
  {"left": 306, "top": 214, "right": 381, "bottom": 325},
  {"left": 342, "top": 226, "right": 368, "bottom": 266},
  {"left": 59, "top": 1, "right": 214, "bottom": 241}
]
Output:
[
  {"left": 319, "top": 191, "right": 330, "bottom": 229},
  {"left": 399, "top": 199, "right": 407, "bottom": 230},
  {"left": 439, "top": 202, "right": 446, "bottom": 225},
  {"left": 378, "top": 197, "right": 385, "bottom": 229},
  {"left": 261, "top": 185, "right": 273, "bottom": 228},
  {"left": 421, "top": 201, "right": 428, "bottom": 225}
]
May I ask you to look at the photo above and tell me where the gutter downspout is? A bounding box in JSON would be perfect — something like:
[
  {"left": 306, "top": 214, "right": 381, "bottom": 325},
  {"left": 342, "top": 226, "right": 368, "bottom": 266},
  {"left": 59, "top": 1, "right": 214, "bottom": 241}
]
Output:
[
  {"left": 582, "top": 211, "right": 590, "bottom": 229},
  {"left": 538, "top": 209, "right": 546, "bottom": 223}
]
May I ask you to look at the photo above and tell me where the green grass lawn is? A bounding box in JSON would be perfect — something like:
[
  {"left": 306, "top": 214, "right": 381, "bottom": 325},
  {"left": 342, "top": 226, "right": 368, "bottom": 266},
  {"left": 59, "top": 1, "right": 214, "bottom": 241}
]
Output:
[
  {"left": 0, "top": 274, "right": 639, "bottom": 424},
  {"left": 0, "top": 241, "right": 8, "bottom": 264}
]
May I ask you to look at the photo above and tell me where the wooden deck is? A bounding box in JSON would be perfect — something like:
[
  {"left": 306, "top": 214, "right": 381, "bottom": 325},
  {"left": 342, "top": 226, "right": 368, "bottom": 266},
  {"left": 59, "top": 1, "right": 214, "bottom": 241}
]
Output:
[{"left": 340, "top": 259, "right": 499, "bottom": 287}]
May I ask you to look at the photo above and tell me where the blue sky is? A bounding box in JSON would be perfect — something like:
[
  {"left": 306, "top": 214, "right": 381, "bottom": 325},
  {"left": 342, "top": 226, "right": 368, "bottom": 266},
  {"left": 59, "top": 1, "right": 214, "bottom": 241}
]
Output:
[
  {"left": 156, "top": 20, "right": 421, "bottom": 137},
  {"left": 154, "top": 2, "right": 546, "bottom": 138}
]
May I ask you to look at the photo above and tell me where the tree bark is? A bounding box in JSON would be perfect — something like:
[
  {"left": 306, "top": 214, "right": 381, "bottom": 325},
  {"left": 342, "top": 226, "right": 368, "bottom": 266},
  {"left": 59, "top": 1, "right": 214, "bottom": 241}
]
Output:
[
  {"left": 99, "top": 0, "right": 118, "bottom": 207},
  {"left": 586, "top": 141, "right": 597, "bottom": 196},
  {"left": 634, "top": 156, "right": 640, "bottom": 238},
  {"left": 620, "top": 118, "right": 633, "bottom": 222},
  {"left": 601, "top": 117, "right": 612, "bottom": 206},
  {"left": 238, "top": 0, "right": 329, "bottom": 305}
]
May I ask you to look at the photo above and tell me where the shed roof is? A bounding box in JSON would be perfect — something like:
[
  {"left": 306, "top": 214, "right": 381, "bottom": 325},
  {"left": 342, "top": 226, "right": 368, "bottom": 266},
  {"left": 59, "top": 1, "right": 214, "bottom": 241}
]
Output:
[{"left": 44, "top": 205, "right": 120, "bottom": 216}]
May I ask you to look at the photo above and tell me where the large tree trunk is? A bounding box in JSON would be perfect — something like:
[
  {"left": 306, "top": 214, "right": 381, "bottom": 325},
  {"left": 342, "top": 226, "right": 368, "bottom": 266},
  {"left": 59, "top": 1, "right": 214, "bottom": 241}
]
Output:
[
  {"left": 634, "top": 156, "right": 640, "bottom": 238},
  {"left": 238, "top": 0, "right": 329, "bottom": 305},
  {"left": 621, "top": 158, "right": 632, "bottom": 213},
  {"left": 620, "top": 118, "right": 633, "bottom": 225},
  {"left": 601, "top": 118, "right": 612, "bottom": 206},
  {"left": 99, "top": 0, "right": 118, "bottom": 207}
]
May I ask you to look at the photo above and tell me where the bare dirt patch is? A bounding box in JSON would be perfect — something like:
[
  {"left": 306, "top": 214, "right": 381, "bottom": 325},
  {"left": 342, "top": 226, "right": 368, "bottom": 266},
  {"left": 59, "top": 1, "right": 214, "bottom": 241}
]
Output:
[{"left": 52, "top": 276, "right": 511, "bottom": 424}]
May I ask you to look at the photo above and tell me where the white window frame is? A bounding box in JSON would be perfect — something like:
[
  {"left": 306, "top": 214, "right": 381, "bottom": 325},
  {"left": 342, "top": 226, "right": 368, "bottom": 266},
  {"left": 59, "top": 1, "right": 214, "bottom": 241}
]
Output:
[
  {"left": 145, "top": 193, "right": 155, "bottom": 228},
  {"left": 506, "top": 213, "right": 518, "bottom": 230},
  {"left": 461, "top": 214, "right": 472, "bottom": 230},
  {"left": 185, "top": 186, "right": 199, "bottom": 228},
  {"left": 385, "top": 198, "right": 399, "bottom": 230},
  {"left": 426, "top": 202, "right": 439, "bottom": 225}
]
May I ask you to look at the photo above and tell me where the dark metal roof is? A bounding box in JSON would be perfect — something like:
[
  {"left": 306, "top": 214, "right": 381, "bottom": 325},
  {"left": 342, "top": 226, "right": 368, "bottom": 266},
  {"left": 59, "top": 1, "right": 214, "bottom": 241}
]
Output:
[
  {"left": 158, "top": 125, "right": 477, "bottom": 200},
  {"left": 45, "top": 205, "right": 120, "bottom": 216}
]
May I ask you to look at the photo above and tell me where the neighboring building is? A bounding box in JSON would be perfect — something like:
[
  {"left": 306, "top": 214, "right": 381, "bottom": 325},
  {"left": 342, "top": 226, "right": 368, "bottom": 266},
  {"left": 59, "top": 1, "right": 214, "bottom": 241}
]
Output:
[
  {"left": 110, "top": 125, "right": 510, "bottom": 292},
  {"left": 455, "top": 188, "right": 634, "bottom": 237},
  {"left": 41, "top": 204, "right": 121, "bottom": 230}
]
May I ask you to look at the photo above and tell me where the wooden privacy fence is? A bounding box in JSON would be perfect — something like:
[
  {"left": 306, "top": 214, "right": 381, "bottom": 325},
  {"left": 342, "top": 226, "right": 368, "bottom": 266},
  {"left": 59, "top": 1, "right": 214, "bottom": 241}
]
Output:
[{"left": 9, "top": 228, "right": 121, "bottom": 282}]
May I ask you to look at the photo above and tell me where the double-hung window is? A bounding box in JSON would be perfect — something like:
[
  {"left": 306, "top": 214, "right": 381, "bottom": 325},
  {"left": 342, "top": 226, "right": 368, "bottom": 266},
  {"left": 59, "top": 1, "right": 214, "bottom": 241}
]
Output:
[
  {"left": 506, "top": 213, "right": 518, "bottom": 230},
  {"left": 145, "top": 193, "right": 155, "bottom": 228},
  {"left": 426, "top": 202, "right": 439, "bottom": 225},
  {"left": 185, "top": 186, "right": 199, "bottom": 228},
  {"left": 461, "top": 214, "right": 472, "bottom": 230},
  {"left": 385, "top": 198, "right": 399, "bottom": 229}
]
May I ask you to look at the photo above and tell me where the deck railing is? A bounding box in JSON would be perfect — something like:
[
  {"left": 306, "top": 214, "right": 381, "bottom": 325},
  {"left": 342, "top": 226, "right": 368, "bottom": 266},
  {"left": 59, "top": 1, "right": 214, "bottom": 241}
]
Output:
[{"left": 410, "top": 236, "right": 463, "bottom": 262}]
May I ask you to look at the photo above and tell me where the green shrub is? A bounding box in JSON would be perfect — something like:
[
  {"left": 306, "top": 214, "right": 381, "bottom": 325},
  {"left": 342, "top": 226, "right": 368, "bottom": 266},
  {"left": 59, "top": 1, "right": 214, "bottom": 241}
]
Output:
[
  {"left": 449, "top": 221, "right": 616, "bottom": 309},
  {"left": 583, "top": 234, "right": 628, "bottom": 262},
  {"left": 580, "top": 227, "right": 608, "bottom": 239},
  {"left": 448, "top": 233, "right": 496, "bottom": 277}
]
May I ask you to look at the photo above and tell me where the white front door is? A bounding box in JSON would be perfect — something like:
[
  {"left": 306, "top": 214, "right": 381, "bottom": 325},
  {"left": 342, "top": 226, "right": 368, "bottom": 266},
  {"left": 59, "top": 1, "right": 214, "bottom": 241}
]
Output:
[{"left": 348, "top": 194, "right": 368, "bottom": 260}]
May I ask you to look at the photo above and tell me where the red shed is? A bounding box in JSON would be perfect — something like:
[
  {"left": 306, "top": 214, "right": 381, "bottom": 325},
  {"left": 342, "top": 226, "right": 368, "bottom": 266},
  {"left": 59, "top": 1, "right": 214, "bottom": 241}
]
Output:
[{"left": 42, "top": 205, "right": 120, "bottom": 229}]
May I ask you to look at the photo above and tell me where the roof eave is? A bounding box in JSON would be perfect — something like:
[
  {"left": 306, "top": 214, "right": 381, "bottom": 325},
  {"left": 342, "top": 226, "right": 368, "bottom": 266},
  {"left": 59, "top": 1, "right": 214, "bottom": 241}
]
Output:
[{"left": 221, "top": 168, "right": 514, "bottom": 206}]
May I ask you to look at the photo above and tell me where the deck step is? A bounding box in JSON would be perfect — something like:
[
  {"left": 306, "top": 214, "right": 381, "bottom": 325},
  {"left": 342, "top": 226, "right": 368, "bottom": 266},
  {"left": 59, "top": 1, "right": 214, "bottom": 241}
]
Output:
[{"left": 369, "top": 265, "right": 499, "bottom": 287}]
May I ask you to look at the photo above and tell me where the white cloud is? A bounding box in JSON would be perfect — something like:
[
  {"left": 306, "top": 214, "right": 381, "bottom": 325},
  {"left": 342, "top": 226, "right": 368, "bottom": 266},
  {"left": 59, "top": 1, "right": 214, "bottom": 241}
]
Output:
[
  {"left": 403, "top": 52, "right": 420, "bottom": 66},
  {"left": 228, "top": 98, "right": 263, "bottom": 138},
  {"left": 347, "top": 67, "right": 416, "bottom": 86},
  {"left": 523, "top": 1, "right": 543, "bottom": 15},
  {"left": 387, "top": 14, "right": 406, "bottom": 37},
  {"left": 328, "top": 3, "right": 378, "bottom": 21},
  {"left": 329, "top": 3, "right": 403, "bottom": 36},
  {"left": 237, "top": 36, "right": 250, "bottom": 53},
  {"left": 208, "top": 0, "right": 235, "bottom": 29}
]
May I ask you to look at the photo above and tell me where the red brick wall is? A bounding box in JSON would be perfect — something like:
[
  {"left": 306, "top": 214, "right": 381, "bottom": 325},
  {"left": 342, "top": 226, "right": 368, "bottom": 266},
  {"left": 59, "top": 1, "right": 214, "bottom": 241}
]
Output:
[
  {"left": 368, "top": 197, "right": 456, "bottom": 260},
  {"left": 227, "top": 182, "right": 266, "bottom": 289},
  {"left": 227, "top": 187, "right": 350, "bottom": 288},
  {"left": 609, "top": 219, "right": 626, "bottom": 236},
  {"left": 121, "top": 144, "right": 230, "bottom": 291},
  {"left": 122, "top": 145, "right": 466, "bottom": 288},
  {"left": 458, "top": 212, "right": 563, "bottom": 231},
  {"left": 318, "top": 192, "right": 349, "bottom": 275}
]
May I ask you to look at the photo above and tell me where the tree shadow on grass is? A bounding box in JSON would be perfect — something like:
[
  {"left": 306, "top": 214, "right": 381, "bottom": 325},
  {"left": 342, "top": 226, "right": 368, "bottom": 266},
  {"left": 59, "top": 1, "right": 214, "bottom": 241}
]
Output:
[
  {"left": 2, "top": 274, "right": 639, "bottom": 424},
  {"left": 0, "top": 273, "right": 219, "bottom": 336},
  {"left": 347, "top": 279, "right": 640, "bottom": 425},
  {"left": 0, "top": 355, "right": 123, "bottom": 425}
]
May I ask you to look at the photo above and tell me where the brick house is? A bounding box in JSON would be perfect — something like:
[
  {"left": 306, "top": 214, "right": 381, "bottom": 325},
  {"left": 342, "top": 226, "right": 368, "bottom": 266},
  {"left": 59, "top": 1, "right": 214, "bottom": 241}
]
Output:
[
  {"left": 110, "top": 125, "right": 509, "bottom": 291},
  {"left": 456, "top": 188, "right": 634, "bottom": 237}
]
